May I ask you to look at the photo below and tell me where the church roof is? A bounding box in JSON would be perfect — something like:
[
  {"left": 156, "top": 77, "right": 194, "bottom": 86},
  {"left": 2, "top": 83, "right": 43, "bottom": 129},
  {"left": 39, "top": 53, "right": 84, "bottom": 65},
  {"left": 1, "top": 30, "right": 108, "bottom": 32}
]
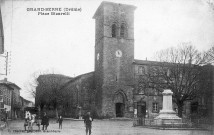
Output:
[
  {"left": 60, "top": 71, "right": 94, "bottom": 89},
  {"left": 37, "top": 74, "right": 73, "bottom": 88},
  {"left": 72, "top": 71, "right": 94, "bottom": 81},
  {"left": 38, "top": 74, "right": 72, "bottom": 79}
]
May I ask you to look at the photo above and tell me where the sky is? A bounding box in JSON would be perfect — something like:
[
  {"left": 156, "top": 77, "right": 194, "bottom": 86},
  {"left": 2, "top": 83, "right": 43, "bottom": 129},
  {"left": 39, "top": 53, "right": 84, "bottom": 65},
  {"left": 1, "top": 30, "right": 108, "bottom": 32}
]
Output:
[{"left": 1, "top": 0, "right": 214, "bottom": 102}]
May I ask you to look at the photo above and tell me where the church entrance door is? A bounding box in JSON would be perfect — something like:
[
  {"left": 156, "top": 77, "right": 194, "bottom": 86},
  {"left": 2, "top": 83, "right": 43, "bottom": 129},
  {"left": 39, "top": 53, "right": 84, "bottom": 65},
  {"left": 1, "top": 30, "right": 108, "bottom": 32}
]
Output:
[
  {"left": 114, "top": 90, "right": 126, "bottom": 117},
  {"left": 115, "top": 103, "right": 124, "bottom": 117}
]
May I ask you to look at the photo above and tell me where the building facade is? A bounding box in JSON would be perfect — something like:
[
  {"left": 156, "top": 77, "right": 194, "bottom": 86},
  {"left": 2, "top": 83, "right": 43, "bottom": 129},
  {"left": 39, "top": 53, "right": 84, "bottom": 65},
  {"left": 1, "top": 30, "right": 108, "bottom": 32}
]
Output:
[
  {"left": 20, "top": 96, "right": 34, "bottom": 118},
  {"left": 0, "top": 82, "right": 13, "bottom": 119},
  {"left": 11, "top": 83, "right": 21, "bottom": 119},
  {"left": 0, "top": 78, "right": 21, "bottom": 119}
]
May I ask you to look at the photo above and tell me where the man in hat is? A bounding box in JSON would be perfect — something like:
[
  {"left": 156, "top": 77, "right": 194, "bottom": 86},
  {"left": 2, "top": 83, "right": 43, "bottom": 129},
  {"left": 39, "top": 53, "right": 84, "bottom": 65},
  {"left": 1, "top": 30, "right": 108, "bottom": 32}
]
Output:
[{"left": 83, "top": 112, "right": 93, "bottom": 135}]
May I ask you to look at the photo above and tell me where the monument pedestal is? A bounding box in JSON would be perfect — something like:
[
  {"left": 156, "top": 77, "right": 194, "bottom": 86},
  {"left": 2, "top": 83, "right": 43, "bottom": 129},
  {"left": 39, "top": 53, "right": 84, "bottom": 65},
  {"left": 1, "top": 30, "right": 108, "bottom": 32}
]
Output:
[{"left": 154, "top": 89, "right": 181, "bottom": 125}]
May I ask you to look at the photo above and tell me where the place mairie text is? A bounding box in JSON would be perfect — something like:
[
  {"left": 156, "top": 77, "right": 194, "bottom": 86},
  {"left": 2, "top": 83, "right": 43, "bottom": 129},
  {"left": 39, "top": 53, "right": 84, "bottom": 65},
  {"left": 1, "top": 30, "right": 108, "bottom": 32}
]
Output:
[{"left": 26, "top": 8, "right": 82, "bottom": 15}]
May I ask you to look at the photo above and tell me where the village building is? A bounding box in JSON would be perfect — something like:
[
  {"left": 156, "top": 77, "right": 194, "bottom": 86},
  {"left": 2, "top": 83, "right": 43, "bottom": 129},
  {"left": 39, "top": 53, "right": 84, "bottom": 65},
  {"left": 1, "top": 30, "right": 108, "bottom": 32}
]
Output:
[
  {"left": 20, "top": 96, "right": 34, "bottom": 118},
  {"left": 0, "top": 79, "right": 35, "bottom": 119},
  {"left": 0, "top": 79, "right": 13, "bottom": 119},
  {"left": 0, "top": 78, "right": 22, "bottom": 119}
]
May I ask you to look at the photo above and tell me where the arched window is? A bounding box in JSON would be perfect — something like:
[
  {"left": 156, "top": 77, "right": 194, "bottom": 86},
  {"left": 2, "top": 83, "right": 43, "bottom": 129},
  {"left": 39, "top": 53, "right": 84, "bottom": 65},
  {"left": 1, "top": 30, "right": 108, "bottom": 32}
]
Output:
[
  {"left": 120, "top": 24, "right": 125, "bottom": 38},
  {"left": 112, "top": 24, "right": 117, "bottom": 37}
]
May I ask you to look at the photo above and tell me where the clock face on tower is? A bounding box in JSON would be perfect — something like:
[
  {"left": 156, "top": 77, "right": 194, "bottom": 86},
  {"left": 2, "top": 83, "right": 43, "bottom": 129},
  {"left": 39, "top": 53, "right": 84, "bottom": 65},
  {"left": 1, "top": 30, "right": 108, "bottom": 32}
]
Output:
[
  {"left": 115, "top": 50, "right": 122, "bottom": 57},
  {"left": 97, "top": 53, "right": 100, "bottom": 60}
]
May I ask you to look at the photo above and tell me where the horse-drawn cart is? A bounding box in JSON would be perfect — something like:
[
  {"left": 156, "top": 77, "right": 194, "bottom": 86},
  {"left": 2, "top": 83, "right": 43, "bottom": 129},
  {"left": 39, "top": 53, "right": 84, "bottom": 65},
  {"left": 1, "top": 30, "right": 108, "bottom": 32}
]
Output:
[{"left": 24, "top": 107, "right": 41, "bottom": 131}]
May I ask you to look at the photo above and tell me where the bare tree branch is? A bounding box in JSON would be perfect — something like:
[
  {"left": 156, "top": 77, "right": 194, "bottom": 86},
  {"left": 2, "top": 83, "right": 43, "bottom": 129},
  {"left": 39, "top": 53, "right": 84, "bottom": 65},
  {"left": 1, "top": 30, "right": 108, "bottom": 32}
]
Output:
[{"left": 143, "top": 43, "right": 208, "bottom": 117}]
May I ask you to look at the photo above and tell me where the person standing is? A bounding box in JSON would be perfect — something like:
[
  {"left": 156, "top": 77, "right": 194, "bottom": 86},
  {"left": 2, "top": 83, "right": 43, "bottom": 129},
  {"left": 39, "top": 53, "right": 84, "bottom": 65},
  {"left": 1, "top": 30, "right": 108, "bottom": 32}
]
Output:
[
  {"left": 41, "top": 112, "right": 49, "bottom": 130},
  {"left": 3, "top": 108, "right": 8, "bottom": 127},
  {"left": 57, "top": 115, "right": 63, "bottom": 129},
  {"left": 35, "top": 114, "right": 41, "bottom": 130},
  {"left": 83, "top": 112, "right": 93, "bottom": 135}
]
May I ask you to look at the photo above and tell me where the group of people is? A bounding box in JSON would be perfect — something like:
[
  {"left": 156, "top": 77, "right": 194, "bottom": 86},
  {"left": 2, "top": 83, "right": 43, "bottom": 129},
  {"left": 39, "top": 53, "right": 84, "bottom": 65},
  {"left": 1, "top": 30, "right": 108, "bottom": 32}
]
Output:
[
  {"left": 24, "top": 111, "right": 49, "bottom": 131},
  {"left": 23, "top": 111, "right": 93, "bottom": 135}
]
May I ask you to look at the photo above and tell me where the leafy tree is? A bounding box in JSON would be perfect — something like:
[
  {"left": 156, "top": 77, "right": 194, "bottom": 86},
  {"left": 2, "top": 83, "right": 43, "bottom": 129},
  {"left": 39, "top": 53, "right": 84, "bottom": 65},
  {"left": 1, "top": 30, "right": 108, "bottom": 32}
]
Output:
[{"left": 35, "top": 73, "right": 71, "bottom": 118}]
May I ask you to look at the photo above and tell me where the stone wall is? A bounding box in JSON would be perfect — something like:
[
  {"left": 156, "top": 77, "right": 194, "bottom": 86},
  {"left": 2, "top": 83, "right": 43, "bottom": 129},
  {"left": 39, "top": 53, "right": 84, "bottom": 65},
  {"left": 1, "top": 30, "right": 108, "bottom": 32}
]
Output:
[{"left": 62, "top": 72, "right": 95, "bottom": 117}]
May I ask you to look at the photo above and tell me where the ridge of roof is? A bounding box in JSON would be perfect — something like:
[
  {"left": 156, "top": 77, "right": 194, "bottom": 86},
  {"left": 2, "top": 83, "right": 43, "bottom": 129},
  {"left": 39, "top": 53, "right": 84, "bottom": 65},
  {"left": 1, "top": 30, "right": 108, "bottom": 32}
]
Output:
[
  {"left": 39, "top": 74, "right": 73, "bottom": 79},
  {"left": 72, "top": 71, "right": 94, "bottom": 81},
  {"left": 20, "top": 96, "right": 32, "bottom": 102},
  {"left": 59, "top": 72, "right": 94, "bottom": 90}
]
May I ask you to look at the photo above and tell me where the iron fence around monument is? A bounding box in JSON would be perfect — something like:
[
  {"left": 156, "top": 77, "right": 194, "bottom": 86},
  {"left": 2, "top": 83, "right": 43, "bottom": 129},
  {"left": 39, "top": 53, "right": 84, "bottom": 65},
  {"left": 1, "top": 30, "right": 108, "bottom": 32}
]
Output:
[
  {"left": 188, "top": 118, "right": 212, "bottom": 129},
  {"left": 133, "top": 118, "right": 157, "bottom": 126},
  {"left": 133, "top": 117, "right": 211, "bottom": 129}
]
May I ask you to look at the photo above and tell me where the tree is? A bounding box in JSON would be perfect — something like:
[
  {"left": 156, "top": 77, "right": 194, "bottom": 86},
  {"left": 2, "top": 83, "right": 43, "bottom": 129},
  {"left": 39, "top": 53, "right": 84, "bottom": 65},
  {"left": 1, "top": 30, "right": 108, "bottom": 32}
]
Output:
[
  {"left": 24, "top": 72, "right": 40, "bottom": 99},
  {"left": 144, "top": 43, "right": 208, "bottom": 117},
  {"left": 24, "top": 69, "right": 58, "bottom": 99},
  {"left": 204, "top": 46, "right": 214, "bottom": 64},
  {"left": 35, "top": 74, "right": 72, "bottom": 118}
]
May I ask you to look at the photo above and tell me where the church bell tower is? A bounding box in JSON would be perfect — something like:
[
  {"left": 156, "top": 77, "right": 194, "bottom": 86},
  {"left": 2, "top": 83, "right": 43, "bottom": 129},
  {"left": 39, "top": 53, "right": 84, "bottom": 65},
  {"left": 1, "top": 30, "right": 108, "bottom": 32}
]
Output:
[{"left": 93, "top": 1, "right": 136, "bottom": 117}]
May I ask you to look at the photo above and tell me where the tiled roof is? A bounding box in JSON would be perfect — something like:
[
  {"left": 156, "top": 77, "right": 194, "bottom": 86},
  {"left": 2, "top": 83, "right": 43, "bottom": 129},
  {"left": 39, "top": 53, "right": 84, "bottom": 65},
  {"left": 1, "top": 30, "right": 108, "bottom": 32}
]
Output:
[
  {"left": 0, "top": 83, "right": 13, "bottom": 90},
  {"left": 0, "top": 79, "right": 20, "bottom": 90},
  {"left": 20, "top": 96, "right": 32, "bottom": 103}
]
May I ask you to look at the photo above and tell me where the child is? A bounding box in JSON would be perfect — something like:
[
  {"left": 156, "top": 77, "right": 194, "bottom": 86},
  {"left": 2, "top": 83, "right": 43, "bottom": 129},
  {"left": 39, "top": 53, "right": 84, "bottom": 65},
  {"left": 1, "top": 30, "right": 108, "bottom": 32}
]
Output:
[{"left": 57, "top": 115, "right": 63, "bottom": 129}]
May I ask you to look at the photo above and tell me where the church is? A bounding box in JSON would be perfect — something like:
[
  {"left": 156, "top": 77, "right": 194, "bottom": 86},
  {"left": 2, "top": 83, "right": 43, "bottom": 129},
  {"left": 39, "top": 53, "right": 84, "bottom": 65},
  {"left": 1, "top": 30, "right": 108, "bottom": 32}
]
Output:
[
  {"left": 63, "top": 1, "right": 164, "bottom": 118},
  {"left": 36, "top": 1, "right": 213, "bottom": 119}
]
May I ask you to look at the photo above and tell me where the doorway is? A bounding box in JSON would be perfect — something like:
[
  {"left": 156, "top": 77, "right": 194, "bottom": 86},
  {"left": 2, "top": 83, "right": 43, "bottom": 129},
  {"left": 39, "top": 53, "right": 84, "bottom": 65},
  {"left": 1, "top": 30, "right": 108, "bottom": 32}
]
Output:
[
  {"left": 115, "top": 103, "right": 125, "bottom": 117},
  {"left": 137, "top": 102, "right": 146, "bottom": 118},
  {"left": 191, "top": 102, "right": 198, "bottom": 114}
]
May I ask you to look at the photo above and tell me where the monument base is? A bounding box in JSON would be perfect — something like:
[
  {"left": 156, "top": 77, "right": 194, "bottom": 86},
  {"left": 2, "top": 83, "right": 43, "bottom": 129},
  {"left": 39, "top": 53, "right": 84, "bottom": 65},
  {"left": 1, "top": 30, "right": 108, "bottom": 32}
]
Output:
[{"left": 154, "top": 110, "right": 182, "bottom": 125}]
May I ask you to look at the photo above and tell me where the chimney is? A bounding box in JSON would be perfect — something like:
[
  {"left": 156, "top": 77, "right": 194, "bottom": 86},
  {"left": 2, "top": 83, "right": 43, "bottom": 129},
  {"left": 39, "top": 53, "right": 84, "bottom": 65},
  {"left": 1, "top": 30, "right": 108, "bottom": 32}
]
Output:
[{"left": 4, "top": 78, "right": 7, "bottom": 81}]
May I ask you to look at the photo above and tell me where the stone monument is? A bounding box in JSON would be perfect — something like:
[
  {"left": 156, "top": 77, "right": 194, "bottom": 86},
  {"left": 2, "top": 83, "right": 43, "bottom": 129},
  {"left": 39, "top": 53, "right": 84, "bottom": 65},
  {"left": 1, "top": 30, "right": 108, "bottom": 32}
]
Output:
[{"left": 155, "top": 89, "right": 182, "bottom": 125}]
